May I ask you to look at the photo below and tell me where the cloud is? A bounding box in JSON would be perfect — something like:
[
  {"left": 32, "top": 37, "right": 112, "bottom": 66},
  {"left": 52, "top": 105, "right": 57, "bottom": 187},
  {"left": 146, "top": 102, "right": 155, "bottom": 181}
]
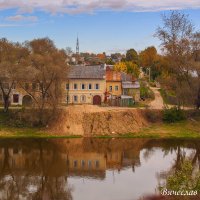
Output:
[
  {"left": 0, "top": 24, "right": 23, "bottom": 27},
  {"left": 6, "top": 15, "right": 38, "bottom": 22},
  {"left": 0, "top": 0, "right": 199, "bottom": 14}
]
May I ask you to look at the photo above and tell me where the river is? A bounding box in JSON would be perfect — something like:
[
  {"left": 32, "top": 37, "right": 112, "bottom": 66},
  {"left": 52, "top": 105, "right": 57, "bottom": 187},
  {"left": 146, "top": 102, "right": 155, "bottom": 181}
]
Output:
[{"left": 0, "top": 138, "right": 199, "bottom": 200}]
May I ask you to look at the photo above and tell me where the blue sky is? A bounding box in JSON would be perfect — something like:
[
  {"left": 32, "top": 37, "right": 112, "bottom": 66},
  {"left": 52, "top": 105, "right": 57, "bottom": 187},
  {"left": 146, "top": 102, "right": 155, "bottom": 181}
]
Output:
[{"left": 0, "top": 0, "right": 200, "bottom": 54}]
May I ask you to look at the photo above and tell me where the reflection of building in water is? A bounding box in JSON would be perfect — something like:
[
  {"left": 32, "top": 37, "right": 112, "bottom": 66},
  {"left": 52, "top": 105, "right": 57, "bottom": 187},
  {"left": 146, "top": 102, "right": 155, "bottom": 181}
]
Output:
[
  {"left": 0, "top": 142, "right": 141, "bottom": 179},
  {"left": 106, "top": 151, "right": 123, "bottom": 170},
  {"left": 62, "top": 152, "right": 106, "bottom": 171}
]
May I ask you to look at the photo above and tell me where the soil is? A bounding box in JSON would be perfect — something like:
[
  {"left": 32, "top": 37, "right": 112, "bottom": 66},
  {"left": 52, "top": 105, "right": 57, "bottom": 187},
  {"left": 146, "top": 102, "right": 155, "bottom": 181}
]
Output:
[
  {"left": 50, "top": 105, "right": 149, "bottom": 136},
  {"left": 149, "top": 87, "right": 164, "bottom": 109}
]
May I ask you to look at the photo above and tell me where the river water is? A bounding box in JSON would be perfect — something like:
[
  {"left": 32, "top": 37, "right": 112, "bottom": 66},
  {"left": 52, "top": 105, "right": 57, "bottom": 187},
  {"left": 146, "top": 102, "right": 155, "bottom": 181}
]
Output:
[{"left": 0, "top": 138, "right": 199, "bottom": 200}]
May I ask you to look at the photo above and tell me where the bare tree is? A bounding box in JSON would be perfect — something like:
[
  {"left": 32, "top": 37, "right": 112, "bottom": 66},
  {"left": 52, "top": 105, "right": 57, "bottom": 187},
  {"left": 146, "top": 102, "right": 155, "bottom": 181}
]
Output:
[
  {"left": 156, "top": 11, "right": 200, "bottom": 108},
  {"left": 0, "top": 38, "right": 29, "bottom": 112},
  {"left": 18, "top": 38, "right": 69, "bottom": 124}
]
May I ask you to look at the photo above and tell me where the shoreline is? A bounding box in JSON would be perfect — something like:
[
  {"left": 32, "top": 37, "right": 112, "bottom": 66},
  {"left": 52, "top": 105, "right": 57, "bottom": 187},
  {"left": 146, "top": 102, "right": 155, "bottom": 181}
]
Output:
[{"left": 0, "top": 120, "right": 200, "bottom": 139}]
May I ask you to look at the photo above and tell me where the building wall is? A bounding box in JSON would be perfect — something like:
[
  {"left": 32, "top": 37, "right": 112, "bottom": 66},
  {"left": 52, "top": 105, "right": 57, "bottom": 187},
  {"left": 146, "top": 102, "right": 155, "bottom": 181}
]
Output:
[
  {"left": 0, "top": 84, "right": 30, "bottom": 106},
  {"left": 106, "top": 81, "right": 122, "bottom": 97},
  {"left": 123, "top": 88, "right": 140, "bottom": 102},
  {"left": 63, "top": 79, "right": 106, "bottom": 104}
]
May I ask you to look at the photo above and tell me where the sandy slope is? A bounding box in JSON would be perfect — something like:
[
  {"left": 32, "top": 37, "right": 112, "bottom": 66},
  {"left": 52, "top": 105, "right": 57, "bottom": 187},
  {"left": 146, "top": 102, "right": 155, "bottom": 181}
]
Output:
[{"left": 50, "top": 105, "right": 149, "bottom": 136}]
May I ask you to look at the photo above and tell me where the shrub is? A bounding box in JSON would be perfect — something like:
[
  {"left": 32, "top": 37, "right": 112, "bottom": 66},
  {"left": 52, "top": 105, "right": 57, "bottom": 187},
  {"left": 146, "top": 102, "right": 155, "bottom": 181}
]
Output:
[
  {"left": 144, "top": 109, "right": 162, "bottom": 123},
  {"left": 140, "top": 83, "right": 155, "bottom": 100},
  {"left": 163, "top": 107, "right": 186, "bottom": 123}
]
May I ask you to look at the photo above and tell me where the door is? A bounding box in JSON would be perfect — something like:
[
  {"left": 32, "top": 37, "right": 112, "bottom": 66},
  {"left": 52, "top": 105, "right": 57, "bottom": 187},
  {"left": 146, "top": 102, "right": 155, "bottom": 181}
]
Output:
[{"left": 93, "top": 95, "right": 101, "bottom": 105}]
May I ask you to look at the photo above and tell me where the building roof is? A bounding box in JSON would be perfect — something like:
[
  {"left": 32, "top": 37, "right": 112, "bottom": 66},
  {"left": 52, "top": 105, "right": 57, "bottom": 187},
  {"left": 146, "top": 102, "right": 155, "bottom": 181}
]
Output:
[
  {"left": 68, "top": 65, "right": 106, "bottom": 79},
  {"left": 121, "top": 72, "right": 134, "bottom": 82},
  {"left": 122, "top": 81, "right": 140, "bottom": 89}
]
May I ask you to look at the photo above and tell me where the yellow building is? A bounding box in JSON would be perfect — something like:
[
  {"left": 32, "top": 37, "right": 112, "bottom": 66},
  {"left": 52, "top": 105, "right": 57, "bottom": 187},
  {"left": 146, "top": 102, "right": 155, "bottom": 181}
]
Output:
[
  {"left": 64, "top": 65, "right": 106, "bottom": 105},
  {"left": 106, "top": 68, "right": 122, "bottom": 99},
  {"left": 0, "top": 83, "right": 33, "bottom": 106}
]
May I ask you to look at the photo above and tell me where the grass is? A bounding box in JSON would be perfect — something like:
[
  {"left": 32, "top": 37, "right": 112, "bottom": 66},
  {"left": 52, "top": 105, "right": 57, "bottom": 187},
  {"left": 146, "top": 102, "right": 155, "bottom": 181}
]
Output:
[{"left": 0, "top": 121, "right": 200, "bottom": 139}]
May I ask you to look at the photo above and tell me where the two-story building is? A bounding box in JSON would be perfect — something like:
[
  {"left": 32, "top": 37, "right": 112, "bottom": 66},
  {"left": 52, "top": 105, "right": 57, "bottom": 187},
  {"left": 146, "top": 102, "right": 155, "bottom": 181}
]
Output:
[
  {"left": 64, "top": 65, "right": 106, "bottom": 105},
  {"left": 106, "top": 66, "right": 122, "bottom": 99},
  {"left": 121, "top": 72, "right": 140, "bottom": 102}
]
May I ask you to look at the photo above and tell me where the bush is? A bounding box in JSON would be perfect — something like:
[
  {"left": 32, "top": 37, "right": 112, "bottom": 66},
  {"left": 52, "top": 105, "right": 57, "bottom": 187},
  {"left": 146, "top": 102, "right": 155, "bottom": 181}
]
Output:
[
  {"left": 144, "top": 109, "right": 162, "bottom": 123},
  {"left": 163, "top": 107, "right": 186, "bottom": 123},
  {"left": 140, "top": 83, "right": 155, "bottom": 100}
]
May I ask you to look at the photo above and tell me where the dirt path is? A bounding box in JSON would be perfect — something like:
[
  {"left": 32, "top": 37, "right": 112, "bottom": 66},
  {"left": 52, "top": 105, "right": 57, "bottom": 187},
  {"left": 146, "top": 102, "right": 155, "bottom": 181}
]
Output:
[{"left": 149, "top": 87, "right": 164, "bottom": 109}]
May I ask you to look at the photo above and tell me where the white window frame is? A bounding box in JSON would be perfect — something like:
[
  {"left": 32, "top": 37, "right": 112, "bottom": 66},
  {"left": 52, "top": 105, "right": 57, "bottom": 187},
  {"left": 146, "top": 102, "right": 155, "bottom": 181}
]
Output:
[
  {"left": 74, "top": 83, "right": 78, "bottom": 90},
  {"left": 115, "top": 85, "right": 119, "bottom": 91},
  {"left": 80, "top": 95, "right": 86, "bottom": 103},
  {"left": 109, "top": 86, "right": 112, "bottom": 92},
  {"left": 88, "top": 83, "right": 92, "bottom": 90},
  {"left": 66, "top": 83, "right": 70, "bottom": 90},
  {"left": 73, "top": 95, "right": 78, "bottom": 103},
  {"left": 95, "top": 83, "right": 100, "bottom": 90},
  {"left": 66, "top": 95, "right": 70, "bottom": 103},
  {"left": 81, "top": 83, "right": 86, "bottom": 90}
]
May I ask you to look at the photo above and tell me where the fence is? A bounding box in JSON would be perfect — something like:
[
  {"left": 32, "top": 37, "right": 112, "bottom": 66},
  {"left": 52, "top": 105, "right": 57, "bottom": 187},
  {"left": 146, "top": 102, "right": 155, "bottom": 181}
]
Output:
[{"left": 107, "top": 98, "right": 134, "bottom": 107}]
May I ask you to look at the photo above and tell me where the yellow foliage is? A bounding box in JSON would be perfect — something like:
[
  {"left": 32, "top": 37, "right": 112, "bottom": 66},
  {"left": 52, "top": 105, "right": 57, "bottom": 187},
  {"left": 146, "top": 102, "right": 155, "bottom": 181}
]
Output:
[{"left": 114, "top": 62, "right": 127, "bottom": 73}]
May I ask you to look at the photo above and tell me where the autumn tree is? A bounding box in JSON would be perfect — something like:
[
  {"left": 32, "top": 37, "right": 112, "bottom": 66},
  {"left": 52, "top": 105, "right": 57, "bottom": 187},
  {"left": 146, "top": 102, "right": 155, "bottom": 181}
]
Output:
[
  {"left": 0, "top": 39, "right": 29, "bottom": 112},
  {"left": 139, "top": 46, "right": 161, "bottom": 80},
  {"left": 19, "top": 38, "right": 69, "bottom": 124},
  {"left": 125, "top": 49, "right": 138, "bottom": 64},
  {"left": 114, "top": 62, "right": 127, "bottom": 73},
  {"left": 114, "top": 61, "right": 140, "bottom": 78},
  {"left": 156, "top": 11, "right": 200, "bottom": 108}
]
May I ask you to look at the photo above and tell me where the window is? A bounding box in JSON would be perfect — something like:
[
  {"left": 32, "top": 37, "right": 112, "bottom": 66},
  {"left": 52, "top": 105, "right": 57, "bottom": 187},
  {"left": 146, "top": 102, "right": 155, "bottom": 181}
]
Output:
[
  {"left": 32, "top": 83, "right": 36, "bottom": 90},
  {"left": 66, "top": 83, "right": 70, "bottom": 90},
  {"left": 13, "top": 94, "right": 19, "bottom": 103},
  {"left": 115, "top": 86, "right": 119, "bottom": 91},
  {"left": 81, "top": 160, "right": 85, "bottom": 168},
  {"left": 25, "top": 83, "right": 29, "bottom": 90},
  {"left": 88, "top": 160, "right": 92, "bottom": 168},
  {"left": 80, "top": 95, "right": 86, "bottom": 103},
  {"left": 74, "top": 83, "right": 78, "bottom": 90},
  {"left": 95, "top": 84, "right": 100, "bottom": 90},
  {"left": 66, "top": 95, "right": 70, "bottom": 103},
  {"left": 95, "top": 160, "right": 100, "bottom": 168},
  {"left": 81, "top": 84, "right": 85, "bottom": 90},
  {"left": 88, "top": 83, "right": 92, "bottom": 90},
  {"left": 74, "top": 160, "right": 78, "bottom": 168},
  {"left": 109, "top": 86, "right": 112, "bottom": 92},
  {"left": 73, "top": 95, "right": 78, "bottom": 103},
  {"left": 39, "top": 83, "right": 43, "bottom": 90},
  {"left": 12, "top": 83, "right": 16, "bottom": 89}
]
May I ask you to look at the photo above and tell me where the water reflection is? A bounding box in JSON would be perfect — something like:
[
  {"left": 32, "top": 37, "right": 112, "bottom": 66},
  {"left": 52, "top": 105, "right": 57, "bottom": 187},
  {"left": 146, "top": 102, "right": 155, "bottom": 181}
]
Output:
[{"left": 0, "top": 138, "right": 199, "bottom": 200}]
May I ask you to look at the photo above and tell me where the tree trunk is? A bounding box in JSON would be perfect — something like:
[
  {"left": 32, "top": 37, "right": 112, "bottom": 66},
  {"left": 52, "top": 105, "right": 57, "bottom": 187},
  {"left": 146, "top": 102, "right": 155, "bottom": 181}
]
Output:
[
  {"left": 196, "top": 87, "right": 200, "bottom": 110},
  {"left": 3, "top": 95, "right": 10, "bottom": 113}
]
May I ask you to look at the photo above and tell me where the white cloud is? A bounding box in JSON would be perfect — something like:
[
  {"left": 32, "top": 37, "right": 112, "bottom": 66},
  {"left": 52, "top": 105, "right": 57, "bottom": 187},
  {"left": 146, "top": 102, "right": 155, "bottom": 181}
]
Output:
[
  {"left": 6, "top": 15, "right": 38, "bottom": 22},
  {"left": 0, "top": 0, "right": 199, "bottom": 14},
  {"left": 0, "top": 24, "right": 23, "bottom": 27}
]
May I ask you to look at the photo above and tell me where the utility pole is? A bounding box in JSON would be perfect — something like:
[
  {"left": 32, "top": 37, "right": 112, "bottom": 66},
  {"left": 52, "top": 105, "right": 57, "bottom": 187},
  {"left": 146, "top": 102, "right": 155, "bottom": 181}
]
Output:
[{"left": 76, "top": 35, "right": 79, "bottom": 55}]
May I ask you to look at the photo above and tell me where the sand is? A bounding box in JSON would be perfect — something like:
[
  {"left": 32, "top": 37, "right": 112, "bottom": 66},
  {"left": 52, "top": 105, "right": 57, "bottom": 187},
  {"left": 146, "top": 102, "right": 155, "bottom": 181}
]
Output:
[{"left": 50, "top": 105, "right": 149, "bottom": 136}]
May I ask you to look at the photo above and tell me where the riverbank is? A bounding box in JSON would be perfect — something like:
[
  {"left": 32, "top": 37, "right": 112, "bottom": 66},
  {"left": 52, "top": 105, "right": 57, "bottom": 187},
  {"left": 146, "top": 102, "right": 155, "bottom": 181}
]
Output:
[
  {"left": 0, "top": 118, "right": 200, "bottom": 138},
  {"left": 0, "top": 106, "right": 200, "bottom": 138}
]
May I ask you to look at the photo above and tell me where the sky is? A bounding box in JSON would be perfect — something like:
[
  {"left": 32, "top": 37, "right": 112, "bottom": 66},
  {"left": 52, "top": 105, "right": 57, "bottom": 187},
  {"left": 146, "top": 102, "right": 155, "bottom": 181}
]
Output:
[{"left": 0, "top": 0, "right": 200, "bottom": 54}]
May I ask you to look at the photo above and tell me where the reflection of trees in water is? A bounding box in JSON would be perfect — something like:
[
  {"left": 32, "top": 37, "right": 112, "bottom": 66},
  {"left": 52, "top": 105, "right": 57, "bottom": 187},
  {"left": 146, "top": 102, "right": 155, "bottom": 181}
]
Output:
[
  {"left": 156, "top": 143, "right": 200, "bottom": 200},
  {"left": 0, "top": 140, "right": 73, "bottom": 200},
  {"left": 1, "top": 138, "right": 200, "bottom": 200}
]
